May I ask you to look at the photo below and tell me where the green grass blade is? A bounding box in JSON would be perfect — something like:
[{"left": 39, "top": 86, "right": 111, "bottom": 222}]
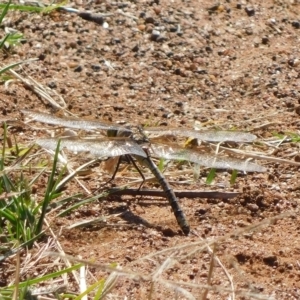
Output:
[
  {"left": 2, "top": 264, "right": 82, "bottom": 291},
  {"left": 0, "top": 58, "right": 38, "bottom": 76},
  {"left": 41, "top": 1, "right": 68, "bottom": 14},
  {"left": 47, "top": 193, "right": 82, "bottom": 210},
  {"left": 36, "top": 140, "right": 61, "bottom": 234},
  {"left": 28, "top": 167, "right": 45, "bottom": 186},
  {"left": 0, "top": 3, "right": 44, "bottom": 13},
  {"left": 0, "top": 1, "right": 68, "bottom": 13},
  {"left": 74, "top": 279, "right": 105, "bottom": 300},
  {"left": 22, "top": 263, "right": 82, "bottom": 286},
  {"left": 0, "top": 31, "right": 24, "bottom": 49},
  {"left": 0, "top": 208, "right": 16, "bottom": 223},
  {"left": 0, "top": 0, "right": 11, "bottom": 24},
  {"left": 0, "top": 34, "right": 10, "bottom": 49},
  {"left": 51, "top": 165, "right": 67, "bottom": 194},
  {"left": 93, "top": 279, "right": 106, "bottom": 299},
  {"left": 230, "top": 169, "right": 238, "bottom": 185},
  {"left": 0, "top": 233, "right": 44, "bottom": 262},
  {"left": 205, "top": 168, "right": 216, "bottom": 185},
  {"left": 1, "top": 172, "right": 14, "bottom": 193},
  {"left": 57, "top": 192, "right": 108, "bottom": 217},
  {"left": 158, "top": 158, "right": 165, "bottom": 172}
]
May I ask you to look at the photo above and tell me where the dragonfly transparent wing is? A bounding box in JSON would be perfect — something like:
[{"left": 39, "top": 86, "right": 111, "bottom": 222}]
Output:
[
  {"left": 150, "top": 143, "right": 266, "bottom": 172},
  {"left": 36, "top": 138, "right": 147, "bottom": 158},
  {"left": 144, "top": 128, "right": 257, "bottom": 143},
  {"left": 22, "top": 110, "right": 131, "bottom": 132}
]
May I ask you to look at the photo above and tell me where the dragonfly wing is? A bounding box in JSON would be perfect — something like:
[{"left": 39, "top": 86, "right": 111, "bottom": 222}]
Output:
[
  {"left": 36, "top": 138, "right": 91, "bottom": 153},
  {"left": 36, "top": 138, "right": 147, "bottom": 158},
  {"left": 89, "top": 139, "right": 147, "bottom": 158},
  {"left": 182, "top": 130, "right": 257, "bottom": 143},
  {"left": 150, "top": 144, "right": 266, "bottom": 172},
  {"left": 22, "top": 110, "right": 132, "bottom": 132},
  {"left": 144, "top": 128, "right": 257, "bottom": 143}
]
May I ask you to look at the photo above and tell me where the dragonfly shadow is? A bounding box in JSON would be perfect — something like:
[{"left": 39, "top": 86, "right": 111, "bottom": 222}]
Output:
[
  {"left": 119, "top": 210, "right": 153, "bottom": 227},
  {"left": 104, "top": 202, "right": 180, "bottom": 236},
  {"left": 119, "top": 210, "right": 179, "bottom": 236}
]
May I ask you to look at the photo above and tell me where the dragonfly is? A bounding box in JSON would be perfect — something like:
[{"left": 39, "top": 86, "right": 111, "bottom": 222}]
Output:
[{"left": 22, "top": 110, "right": 266, "bottom": 235}]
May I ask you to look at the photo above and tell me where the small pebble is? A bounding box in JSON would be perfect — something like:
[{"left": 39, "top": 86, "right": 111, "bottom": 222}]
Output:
[
  {"left": 261, "top": 36, "right": 269, "bottom": 44},
  {"left": 245, "top": 28, "right": 253, "bottom": 35},
  {"left": 145, "top": 16, "right": 155, "bottom": 24},
  {"left": 295, "top": 106, "right": 300, "bottom": 115},
  {"left": 138, "top": 24, "right": 146, "bottom": 31},
  {"left": 47, "top": 81, "right": 57, "bottom": 89},
  {"left": 91, "top": 64, "right": 101, "bottom": 71},
  {"left": 245, "top": 6, "right": 255, "bottom": 17},
  {"left": 247, "top": 203, "right": 259, "bottom": 212},
  {"left": 291, "top": 21, "right": 300, "bottom": 29},
  {"left": 132, "top": 44, "right": 139, "bottom": 52},
  {"left": 74, "top": 65, "right": 83, "bottom": 72},
  {"left": 151, "top": 29, "right": 160, "bottom": 41},
  {"left": 153, "top": 7, "right": 161, "bottom": 15}
]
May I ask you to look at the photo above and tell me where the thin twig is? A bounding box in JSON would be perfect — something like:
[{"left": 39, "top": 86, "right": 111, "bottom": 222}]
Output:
[{"left": 108, "top": 187, "right": 240, "bottom": 199}]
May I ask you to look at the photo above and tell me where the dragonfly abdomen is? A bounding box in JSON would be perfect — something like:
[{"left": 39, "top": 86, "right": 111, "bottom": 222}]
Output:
[{"left": 138, "top": 155, "right": 190, "bottom": 235}]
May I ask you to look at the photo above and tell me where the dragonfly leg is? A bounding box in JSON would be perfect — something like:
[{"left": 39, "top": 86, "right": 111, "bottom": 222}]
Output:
[
  {"left": 96, "top": 156, "right": 124, "bottom": 190},
  {"left": 100, "top": 155, "right": 145, "bottom": 190},
  {"left": 127, "top": 155, "right": 146, "bottom": 190},
  {"left": 110, "top": 156, "right": 123, "bottom": 182}
]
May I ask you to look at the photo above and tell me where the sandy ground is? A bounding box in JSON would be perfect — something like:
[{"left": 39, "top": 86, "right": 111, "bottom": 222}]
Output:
[{"left": 2, "top": 0, "right": 300, "bottom": 299}]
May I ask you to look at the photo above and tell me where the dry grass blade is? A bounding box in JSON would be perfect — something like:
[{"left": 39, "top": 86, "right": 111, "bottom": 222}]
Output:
[
  {"left": 79, "top": 261, "right": 87, "bottom": 300},
  {"left": 138, "top": 211, "right": 295, "bottom": 262},
  {"left": 45, "top": 252, "right": 273, "bottom": 299},
  {"left": 54, "top": 158, "right": 100, "bottom": 194},
  {"left": 201, "top": 243, "right": 216, "bottom": 300},
  {"left": 216, "top": 144, "right": 300, "bottom": 167},
  {"left": 148, "top": 254, "right": 196, "bottom": 299},
  {"left": 8, "top": 68, "right": 66, "bottom": 109},
  {"left": 100, "top": 269, "right": 119, "bottom": 299},
  {"left": 152, "top": 255, "right": 176, "bottom": 278},
  {"left": 67, "top": 214, "right": 119, "bottom": 229},
  {"left": 200, "top": 242, "right": 235, "bottom": 300},
  {"left": 0, "top": 191, "right": 23, "bottom": 200},
  {"left": 12, "top": 246, "right": 20, "bottom": 300}
]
